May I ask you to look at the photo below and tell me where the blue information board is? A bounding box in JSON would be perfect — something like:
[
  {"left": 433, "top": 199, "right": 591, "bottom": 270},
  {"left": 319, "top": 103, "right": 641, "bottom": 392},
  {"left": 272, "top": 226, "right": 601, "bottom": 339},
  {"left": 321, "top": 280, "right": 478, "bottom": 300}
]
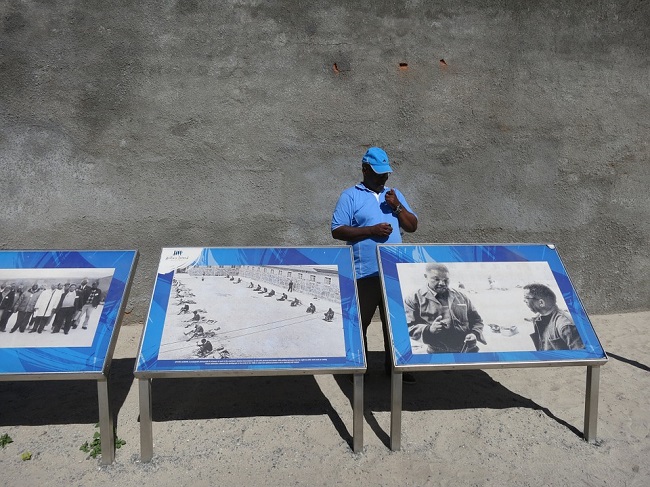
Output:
[
  {"left": 378, "top": 244, "right": 607, "bottom": 368},
  {"left": 0, "top": 250, "right": 138, "bottom": 377},
  {"left": 136, "top": 246, "right": 365, "bottom": 375}
]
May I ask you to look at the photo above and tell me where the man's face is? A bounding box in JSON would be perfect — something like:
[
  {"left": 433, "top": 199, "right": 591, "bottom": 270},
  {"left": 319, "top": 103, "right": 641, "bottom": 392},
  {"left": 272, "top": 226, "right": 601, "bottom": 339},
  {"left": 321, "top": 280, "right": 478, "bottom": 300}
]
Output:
[
  {"left": 425, "top": 269, "right": 449, "bottom": 294},
  {"left": 524, "top": 293, "right": 543, "bottom": 313},
  {"left": 362, "top": 165, "right": 389, "bottom": 193}
]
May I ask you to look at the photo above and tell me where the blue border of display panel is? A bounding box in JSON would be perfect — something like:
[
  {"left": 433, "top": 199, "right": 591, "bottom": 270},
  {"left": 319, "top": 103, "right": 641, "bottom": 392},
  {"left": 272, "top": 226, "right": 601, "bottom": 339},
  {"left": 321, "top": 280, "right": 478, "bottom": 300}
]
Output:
[
  {"left": 378, "top": 244, "right": 607, "bottom": 367},
  {"left": 136, "top": 246, "right": 364, "bottom": 374},
  {"left": 0, "top": 250, "right": 138, "bottom": 376}
]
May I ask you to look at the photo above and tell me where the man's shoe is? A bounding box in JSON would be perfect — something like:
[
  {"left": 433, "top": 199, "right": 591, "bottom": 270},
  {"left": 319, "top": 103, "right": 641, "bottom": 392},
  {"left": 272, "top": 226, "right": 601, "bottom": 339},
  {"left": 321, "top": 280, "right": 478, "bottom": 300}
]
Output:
[{"left": 402, "top": 372, "right": 416, "bottom": 384}]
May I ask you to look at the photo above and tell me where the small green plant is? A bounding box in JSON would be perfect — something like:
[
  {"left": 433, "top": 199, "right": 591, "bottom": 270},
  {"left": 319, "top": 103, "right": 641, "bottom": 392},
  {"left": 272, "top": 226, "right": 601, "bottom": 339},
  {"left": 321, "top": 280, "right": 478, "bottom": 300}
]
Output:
[
  {"left": 21, "top": 451, "right": 32, "bottom": 461},
  {"left": 0, "top": 433, "right": 13, "bottom": 448},
  {"left": 80, "top": 424, "right": 126, "bottom": 459}
]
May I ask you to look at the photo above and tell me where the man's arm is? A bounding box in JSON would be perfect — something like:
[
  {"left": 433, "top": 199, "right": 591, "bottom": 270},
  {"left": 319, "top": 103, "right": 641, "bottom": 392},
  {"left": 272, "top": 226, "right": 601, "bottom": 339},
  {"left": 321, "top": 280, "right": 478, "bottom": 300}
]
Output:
[
  {"left": 405, "top": 295, "right": 448, "bottom": 342},
  {"left": 332, "top": 224, "right": 393, "bottom": 242},
  {"left": 332, "top": 190, "right": 396, "bottom": 241},
  {"left": 395, "top": 209, "right": 418, "bottom": 233},
  {"left": 556, "top": 313, "right": 585, "bottom": 350},
  {"left": 385, "top": 189, "right": 418, "bottom": 233},
  {"left": 466, "top": 299, "right": 487, "bottom": 344}
]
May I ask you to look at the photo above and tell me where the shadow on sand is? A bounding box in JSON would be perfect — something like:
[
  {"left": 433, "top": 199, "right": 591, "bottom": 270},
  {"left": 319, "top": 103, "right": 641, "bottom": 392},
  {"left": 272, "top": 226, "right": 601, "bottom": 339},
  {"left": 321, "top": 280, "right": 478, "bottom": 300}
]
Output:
[
  {"left": 333, "top": 351, "right": 583, "bottom": 448},
  {"left": 0, "top": 357, "right": 135, "bottom": 427}
]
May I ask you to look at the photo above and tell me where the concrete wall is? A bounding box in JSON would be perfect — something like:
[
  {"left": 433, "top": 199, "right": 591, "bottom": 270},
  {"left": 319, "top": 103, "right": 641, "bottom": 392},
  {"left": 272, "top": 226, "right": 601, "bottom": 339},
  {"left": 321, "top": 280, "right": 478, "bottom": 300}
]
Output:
[{"left": 1, "top": 0, "right": 648, "bottom": 322}]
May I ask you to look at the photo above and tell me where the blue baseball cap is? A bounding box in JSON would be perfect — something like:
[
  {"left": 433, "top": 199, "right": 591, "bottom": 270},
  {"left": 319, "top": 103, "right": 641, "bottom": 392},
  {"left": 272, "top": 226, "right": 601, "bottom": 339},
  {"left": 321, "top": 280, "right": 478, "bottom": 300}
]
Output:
[{"left": 362, "top": 147, "right": 392, "bottom": 174}]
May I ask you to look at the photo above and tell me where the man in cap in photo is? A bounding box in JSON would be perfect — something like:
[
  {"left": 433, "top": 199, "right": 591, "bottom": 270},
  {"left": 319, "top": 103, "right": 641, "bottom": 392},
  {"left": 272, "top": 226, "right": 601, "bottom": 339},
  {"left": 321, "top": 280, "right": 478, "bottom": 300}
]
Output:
[{"left": 331, "top": 147, "right": 418, "bottom": 382}]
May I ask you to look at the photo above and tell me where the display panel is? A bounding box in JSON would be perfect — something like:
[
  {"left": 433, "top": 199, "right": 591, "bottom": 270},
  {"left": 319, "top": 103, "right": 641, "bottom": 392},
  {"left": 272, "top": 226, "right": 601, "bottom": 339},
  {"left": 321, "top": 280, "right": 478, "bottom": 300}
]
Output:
[
  {"left": 0, "top": 250, "right": 138, "bottom": 376},
  {"left": 136, "top": 247, "right": 364, "bottom": 375},
  {"left": 378, "top": 244, "right": 606, "bottom": 367}
]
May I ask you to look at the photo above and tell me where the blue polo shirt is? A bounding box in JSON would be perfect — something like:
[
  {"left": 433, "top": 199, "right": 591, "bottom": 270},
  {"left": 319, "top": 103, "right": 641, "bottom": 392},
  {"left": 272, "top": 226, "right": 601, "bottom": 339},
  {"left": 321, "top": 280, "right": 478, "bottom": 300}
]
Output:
[{"left": 331, "top": 183, "right": 417, "bottom": 279}]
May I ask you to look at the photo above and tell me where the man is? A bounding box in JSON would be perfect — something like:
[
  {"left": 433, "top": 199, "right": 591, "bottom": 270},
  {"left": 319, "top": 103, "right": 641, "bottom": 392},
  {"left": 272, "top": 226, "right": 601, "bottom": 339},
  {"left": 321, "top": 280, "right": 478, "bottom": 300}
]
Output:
[
  {"left": 46, "top": 283, "right": 65, "bottom": 330},
  {"left": 75, "top": 280, "right": 102, "bottom": 329},
  {"left": 9, "top": 285, "right": 28, "bottom": 333},
  {"left": 72, "top": 278, "right": 90, "bottom": 327},
  {"left": 0, "top": 283, "right": 17, "bottom": 332},
  {"left": 185, "top": 323, "right": 205, "bottom": 341},
  {"left": 323, "top": 308, "right": 335, "bottom": 322},
  {"left": 523, "top": 283, "right": 584, "bottom": 350},
  {"left": 332, "top": 147, "right": 418, "bottom": 381},
  {"left": 196, "top": 338, "right": 213, "bottom": 357},
  {"left": 21, "top": 284, "right": 42, "bottom": 332},
  {"left": 52, "top": 284, "right": 78, "bottom": 334},
  {"left": 405, "top": 263, "right": 486, "bottom": 353},
  {"left": 30, "top": 284, "right": 57, "bottom": 333}
]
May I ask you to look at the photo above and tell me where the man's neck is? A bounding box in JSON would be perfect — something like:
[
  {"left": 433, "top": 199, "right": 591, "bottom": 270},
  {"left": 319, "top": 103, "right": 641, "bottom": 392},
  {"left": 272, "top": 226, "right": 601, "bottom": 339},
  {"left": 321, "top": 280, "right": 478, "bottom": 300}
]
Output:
[
  {"left": 430, "top": 287, "right": 449, "bottom": 300},
  {"left": 538, "top": 305, "right": 558, "bottom": 317},
  {"left": 361, "top": 181, "right": 383, "bottom": 194}
]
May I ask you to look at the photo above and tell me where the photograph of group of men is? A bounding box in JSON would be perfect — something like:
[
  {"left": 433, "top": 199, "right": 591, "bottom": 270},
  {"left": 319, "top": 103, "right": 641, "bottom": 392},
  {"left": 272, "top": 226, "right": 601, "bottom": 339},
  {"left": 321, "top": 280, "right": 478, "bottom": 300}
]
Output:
[
  {"left": 397, "top": 261, "right": 585, "bottom": 354},
  {"left": 0, "top": 269, "right": 112, "bottom": 348}
]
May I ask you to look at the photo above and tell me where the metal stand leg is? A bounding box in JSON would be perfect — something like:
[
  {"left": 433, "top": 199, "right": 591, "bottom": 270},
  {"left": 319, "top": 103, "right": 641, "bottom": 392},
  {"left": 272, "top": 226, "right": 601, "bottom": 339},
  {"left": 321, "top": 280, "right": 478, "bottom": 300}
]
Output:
[
  {"left": 139, "top": 378, "right": 154, "bottom": 462},
  {"left": 352, "top": 373, "right": 364, "bottom": 453},
  {"left": 97, "top": 378, "right": 115, "bottom": 465},
  {"left": 584, "top": 365, "right": 601, "bottom": 443},
  {"left": 390, "top": 371, "right": 403, "bottom": 451}
]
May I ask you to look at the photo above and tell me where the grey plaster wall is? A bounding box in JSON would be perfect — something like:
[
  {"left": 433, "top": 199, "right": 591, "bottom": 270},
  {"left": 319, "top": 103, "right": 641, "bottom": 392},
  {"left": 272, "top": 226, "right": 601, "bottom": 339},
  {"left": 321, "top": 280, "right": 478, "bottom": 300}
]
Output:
[{"left": 1, "top": 0, "right": 648, "bottom": 322}]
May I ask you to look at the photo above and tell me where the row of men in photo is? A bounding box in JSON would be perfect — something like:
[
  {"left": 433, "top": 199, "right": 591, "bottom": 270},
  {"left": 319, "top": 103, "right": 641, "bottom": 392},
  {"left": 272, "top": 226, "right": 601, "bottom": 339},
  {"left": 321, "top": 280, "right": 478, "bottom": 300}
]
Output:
[{"left": 0, "top": 280, "right": 103, "bottom": 335}]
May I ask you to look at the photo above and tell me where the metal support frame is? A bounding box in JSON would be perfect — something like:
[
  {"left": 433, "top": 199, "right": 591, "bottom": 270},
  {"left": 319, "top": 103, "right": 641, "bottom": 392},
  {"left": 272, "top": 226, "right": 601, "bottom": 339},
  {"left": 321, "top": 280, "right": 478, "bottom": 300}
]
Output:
[
  {"left": 389, "top": 365, "right": 604, "bottom": 450},
  {"left": 97, "top": 378, "right": 115, "bottom": 465},
  {"left": 139, "top": 378, "right": 154, "bottom": 462},
  {"left": 584, "top": 365, "right": 601, "bottom": 443},
  {"left": 389, "top": 372, "right": 403, "bottom": 451},
  {"left": 352, "top": 373, "right": 364, "bottom": 453},
  {"left": 139, "top": 373, "right": 364, "bottom": 461}
]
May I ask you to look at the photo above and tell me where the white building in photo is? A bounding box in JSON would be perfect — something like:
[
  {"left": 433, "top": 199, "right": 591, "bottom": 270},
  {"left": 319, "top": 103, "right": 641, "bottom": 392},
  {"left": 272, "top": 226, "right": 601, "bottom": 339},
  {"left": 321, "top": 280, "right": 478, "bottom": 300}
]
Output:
[{"left": 188, "top": 265, "right": 341, "bottom": 302}]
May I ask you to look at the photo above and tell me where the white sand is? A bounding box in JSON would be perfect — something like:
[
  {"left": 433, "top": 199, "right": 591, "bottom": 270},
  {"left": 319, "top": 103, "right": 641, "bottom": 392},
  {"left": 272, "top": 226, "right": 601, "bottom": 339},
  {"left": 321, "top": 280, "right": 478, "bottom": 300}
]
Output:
[{"left": 1, "top": 311, "right": 648, "bottom": 486}]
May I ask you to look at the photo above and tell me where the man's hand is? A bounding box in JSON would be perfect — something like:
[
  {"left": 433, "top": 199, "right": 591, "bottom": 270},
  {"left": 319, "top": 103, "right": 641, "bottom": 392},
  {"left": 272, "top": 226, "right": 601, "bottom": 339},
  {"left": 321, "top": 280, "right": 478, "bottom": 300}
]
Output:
[
  {"left": 464, "top": 333, "right": 477, "bottom": 343},
  {"left": 371, "top": 223, "right": 393, "bottom": 237},
  {"left": 385, "top": 188, "right": 400, "bottom": 209},
  {"left": 428, "top": 315, "right": 449, "bottom": 334}
]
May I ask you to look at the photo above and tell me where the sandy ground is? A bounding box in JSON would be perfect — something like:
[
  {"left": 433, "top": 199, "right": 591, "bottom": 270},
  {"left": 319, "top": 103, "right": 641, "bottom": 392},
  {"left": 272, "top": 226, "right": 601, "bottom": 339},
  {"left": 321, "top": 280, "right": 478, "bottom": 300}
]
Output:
[{"left": 1, "top": 311, "right": 649, "bottom": 487}]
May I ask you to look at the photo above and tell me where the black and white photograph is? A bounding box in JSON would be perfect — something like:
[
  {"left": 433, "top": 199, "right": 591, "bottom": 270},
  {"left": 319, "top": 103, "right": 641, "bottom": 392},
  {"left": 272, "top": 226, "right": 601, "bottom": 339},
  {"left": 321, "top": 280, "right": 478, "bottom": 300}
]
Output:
[
  {"left": 0, "top": 268, "right": 113, "bottom": 348},
  {"left": 157, "top": 264, "right": 346, "bottom": 360},
  {"left": 397, "top": 261, "right": 584, "bottom": 354}
]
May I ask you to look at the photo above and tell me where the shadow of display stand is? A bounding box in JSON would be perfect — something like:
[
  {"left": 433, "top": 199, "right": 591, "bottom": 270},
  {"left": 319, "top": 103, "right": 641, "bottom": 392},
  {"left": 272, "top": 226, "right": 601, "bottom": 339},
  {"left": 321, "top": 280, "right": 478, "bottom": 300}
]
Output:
[
  {"left": 135, "top": 246, "right": 366, "bottom": 460},
  {"left": 0, "top": 250, "right": 138, "bottom": 465},
  {"left": 377, "top": 243, "right": 608, "bottom": 450}
]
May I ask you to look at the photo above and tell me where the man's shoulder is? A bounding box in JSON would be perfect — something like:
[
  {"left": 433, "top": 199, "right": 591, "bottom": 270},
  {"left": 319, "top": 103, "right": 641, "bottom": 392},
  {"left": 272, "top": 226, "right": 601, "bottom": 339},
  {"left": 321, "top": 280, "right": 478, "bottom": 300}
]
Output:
[
  {"left": 409, "top": 286, "right": 433, "bottom": 301},
  {"left": 339, "top": 184, "right": 365, "bottom": 196},
  {"left": 551, "top": 307, "right": 574, "bottom": 327},
  {"left": 448, "top": 288, "right": 470, "bottom": 301}
]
